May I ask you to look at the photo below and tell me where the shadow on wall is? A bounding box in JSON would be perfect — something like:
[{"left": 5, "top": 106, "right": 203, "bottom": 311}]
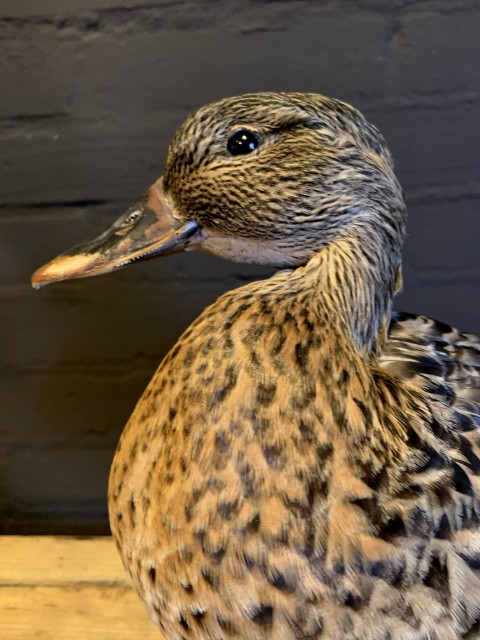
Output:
[{"left": 1, "top": 271, "right": 173, "bottom": 534}]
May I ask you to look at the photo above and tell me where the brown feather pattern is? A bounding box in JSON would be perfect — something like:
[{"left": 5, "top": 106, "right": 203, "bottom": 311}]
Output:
[{"left": 106, "top": 93, "right": 480, "bottom": 639}]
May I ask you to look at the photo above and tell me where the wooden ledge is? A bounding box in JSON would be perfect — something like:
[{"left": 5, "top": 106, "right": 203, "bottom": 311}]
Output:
[{"left": 0, "top": 536, "right": 159, "bottom": 639}]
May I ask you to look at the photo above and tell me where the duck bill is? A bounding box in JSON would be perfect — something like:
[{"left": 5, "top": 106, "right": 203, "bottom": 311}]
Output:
[{"left": 31, "top": 178, "right": 201, "bottom": 289}]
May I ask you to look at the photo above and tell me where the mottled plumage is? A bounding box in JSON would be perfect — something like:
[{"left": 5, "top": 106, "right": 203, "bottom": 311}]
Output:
[{"left": 32, "top": 93, "right": 480, "bottom": 639}]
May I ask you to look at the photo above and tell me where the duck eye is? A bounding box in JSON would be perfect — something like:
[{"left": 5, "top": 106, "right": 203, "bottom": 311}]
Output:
[{"left": 227, "top": 129, "right": 261, "bottom": 156}]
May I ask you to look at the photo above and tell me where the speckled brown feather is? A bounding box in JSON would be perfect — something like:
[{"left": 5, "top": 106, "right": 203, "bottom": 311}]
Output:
[{"left": 105, "top": 93, "right": 480, "bottom": 639}]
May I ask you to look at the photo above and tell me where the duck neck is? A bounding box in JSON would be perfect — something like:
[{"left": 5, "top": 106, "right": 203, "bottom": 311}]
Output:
[{"left": 304, "top": 209, "right": 405, "bottom": 356}]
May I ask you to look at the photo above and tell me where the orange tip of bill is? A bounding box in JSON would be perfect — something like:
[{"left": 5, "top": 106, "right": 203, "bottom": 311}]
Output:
[{"left": 31, "top": 253, "right": 98, "bottom": 289}]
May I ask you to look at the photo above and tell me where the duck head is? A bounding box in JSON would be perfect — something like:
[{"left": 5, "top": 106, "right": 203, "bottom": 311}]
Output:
[{"left": 31, "top": 92, "right": 406, "bottom": 288}]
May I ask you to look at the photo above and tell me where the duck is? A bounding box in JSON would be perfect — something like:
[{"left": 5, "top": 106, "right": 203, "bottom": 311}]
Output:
[{"left": 32, "top": 92, "right": 480, "bottom": 640}]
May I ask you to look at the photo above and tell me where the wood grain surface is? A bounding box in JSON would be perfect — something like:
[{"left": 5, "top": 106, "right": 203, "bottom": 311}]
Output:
[{"left": 0, "top": 536, "right": 159, "bottom": 639}]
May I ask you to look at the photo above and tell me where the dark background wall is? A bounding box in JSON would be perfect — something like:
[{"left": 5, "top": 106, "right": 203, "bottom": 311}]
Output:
[{"left": 1, "top": 0, "right": 479, "bottom": 534}]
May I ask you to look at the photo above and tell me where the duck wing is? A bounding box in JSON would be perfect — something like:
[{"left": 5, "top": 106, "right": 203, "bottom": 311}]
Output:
[
  {"left": 376, "top": 312, "right": 480, "bottom": 638},
  {"left": 381, "top": 310, "right": 480, "bottom": 506},
  {"left": 381, "top": 311, "right": 480, "bottom": 427}
]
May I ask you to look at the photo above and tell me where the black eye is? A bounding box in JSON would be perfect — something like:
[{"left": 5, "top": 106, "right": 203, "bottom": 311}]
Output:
[{"left": 227, "top": 129, "right": 261, "bottom": 156}]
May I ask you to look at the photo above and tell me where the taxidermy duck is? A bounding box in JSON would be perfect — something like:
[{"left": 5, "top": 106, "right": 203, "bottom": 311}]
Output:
[{"left": 32, "top": 93, "right": 480, "bottom": 640}]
